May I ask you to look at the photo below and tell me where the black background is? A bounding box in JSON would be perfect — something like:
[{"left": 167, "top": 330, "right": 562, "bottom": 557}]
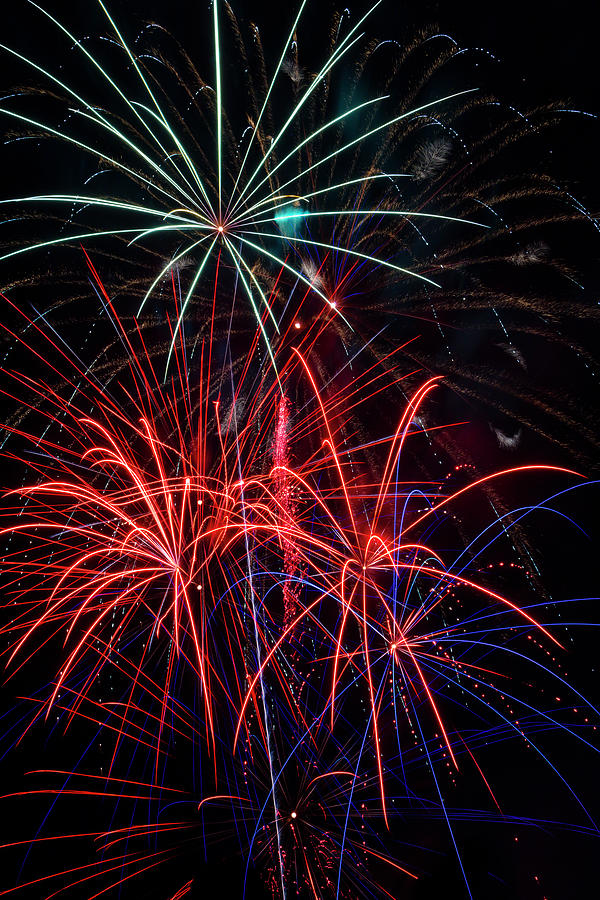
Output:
[{"left": 0, "top": 2, "right": 599, "bottom": 898}]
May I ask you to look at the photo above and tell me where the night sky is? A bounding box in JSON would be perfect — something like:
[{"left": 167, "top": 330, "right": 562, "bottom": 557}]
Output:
[{"left": 0, "top": 2, "right": 598, "bottom": 898}]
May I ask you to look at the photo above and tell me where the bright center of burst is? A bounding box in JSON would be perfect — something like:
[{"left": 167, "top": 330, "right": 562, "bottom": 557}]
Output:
[
  {"left": 290, "top": 811, "right": 297, "bottom": 819},
  {"left": 217, "top": 225, "right": 224, "bottom": 233}
]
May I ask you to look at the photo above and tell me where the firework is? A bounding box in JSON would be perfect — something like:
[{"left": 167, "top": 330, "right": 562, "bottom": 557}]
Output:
[
  {"left": 1, "top": 1, "right": 598, "bottom": 470},
  {"left": 0, "top": 2, "right": 598, "bottom": 899},
  {"left": 1, "top": 280, "right": 595, "bottom": 897}
]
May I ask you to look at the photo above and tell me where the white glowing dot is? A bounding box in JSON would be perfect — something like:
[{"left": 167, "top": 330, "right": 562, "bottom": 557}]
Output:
[
  {"left": 217, "top": 225, "right": 224, "bottom": 233},
  {"left": 291, "top": 811, "right": 297, "bottom": 819},
  {"left": 294, "top": 321, "right": 301, "bottom": 329}
]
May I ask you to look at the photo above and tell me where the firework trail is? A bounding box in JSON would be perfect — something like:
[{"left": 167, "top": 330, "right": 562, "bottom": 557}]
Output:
[
  {"left": 1, "top": 270, "right": 596, "bottom": 897},
  {"left": 273, "top": 394, "right": 302, "bottom": 631},
  {"left": 0, "top": 0, "right": 598, "bottom": 465},
  {"left": 0, "top": 2, "right": 598, "bottom": 899}
]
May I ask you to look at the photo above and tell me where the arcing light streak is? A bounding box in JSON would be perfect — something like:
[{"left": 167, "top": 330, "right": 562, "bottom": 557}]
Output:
[
  {"left": 0, "top": 0, "right": 484, "bottom": 369},
  {"left": 0, "top": 1, "right": 597, "bottom": 896}
]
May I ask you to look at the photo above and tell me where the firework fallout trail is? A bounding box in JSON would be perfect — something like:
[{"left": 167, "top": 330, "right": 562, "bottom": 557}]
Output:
[{"left": 0, "top": 1, "right": 598, "bottom": 898}]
